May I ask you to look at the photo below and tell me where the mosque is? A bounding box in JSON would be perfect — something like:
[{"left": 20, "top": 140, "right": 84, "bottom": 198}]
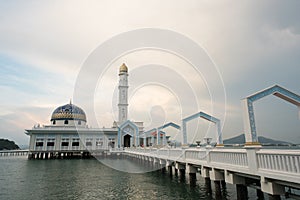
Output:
[{"left": 25, "top": 64, "right": 159, "bottom": 159}]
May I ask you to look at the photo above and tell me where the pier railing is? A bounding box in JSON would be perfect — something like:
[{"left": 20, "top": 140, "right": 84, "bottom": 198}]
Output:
[
  {"left": 0, "top": 150, "right": 29, "bottom": 157},
  {"left": 124, "top": 147, "right": 300, "bottom": 185}
]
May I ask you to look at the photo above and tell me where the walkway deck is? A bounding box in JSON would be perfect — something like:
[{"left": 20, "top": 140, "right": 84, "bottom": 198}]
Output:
[{"left": 124, "top": 147, "right": 300, "bottom": 197}]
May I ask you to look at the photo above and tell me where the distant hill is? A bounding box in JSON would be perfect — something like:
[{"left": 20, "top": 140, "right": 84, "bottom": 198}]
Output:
[
  {"left": 0, "top": 139, "right": 20, "bottom": 150},
  {"left": 223, "top": 134, "right": 291, "bottom": 145}
]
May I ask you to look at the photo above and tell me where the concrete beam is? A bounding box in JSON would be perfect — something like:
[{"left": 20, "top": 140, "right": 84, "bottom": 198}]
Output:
[
  {"left": 159, "top": 159, "right": 166, "bottom": 165},
  {"left": 261, "top": 177, "right": 285, "bottom": 195},
  {"left": 186, "top": 164, "right": 197, "bottom": 174},
  {"left": 209, "top": 168, "right": 224, "bottom": 181},
  {"left": 153, "top": 158, "right": 159, "bottom": 164},
  {"left": 225, "top": 170, "right": 245, "bottom": 185},
  {"left": 166, "top": 160, "right": 173, "bottom": 167},
  {"left": 175, "top": 162, "right": 185, "bottom": 170},
  {"left": 201, "top": 166, "right": 210, "bottom": 178}
]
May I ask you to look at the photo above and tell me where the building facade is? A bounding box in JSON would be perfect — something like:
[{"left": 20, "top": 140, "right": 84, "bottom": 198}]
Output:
[{"left": 25, "top": 64, "right": 147, "bottom": 158}]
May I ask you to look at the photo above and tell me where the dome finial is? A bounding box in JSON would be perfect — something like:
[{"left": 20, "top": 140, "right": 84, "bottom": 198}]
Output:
[
  {"left": 70, "top": 99, "right": 72, "bottom": 105},
  {"left": 119, "top": 63, "right": 128, "bottom": 73}
]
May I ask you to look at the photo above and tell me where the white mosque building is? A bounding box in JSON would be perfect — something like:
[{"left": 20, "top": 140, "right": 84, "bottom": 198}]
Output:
[{"left": 25, "top": 64, "right": 150, "bottom": 159}]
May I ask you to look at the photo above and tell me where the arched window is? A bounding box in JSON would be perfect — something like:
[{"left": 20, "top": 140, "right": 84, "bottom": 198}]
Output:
[
  {"left": 64, "top": 120, "right": 68, "bottom": 125},
  {"left": 53, "top": 120, "right": 56, "bottom": 125},
  {"left": 78, "top": 120, "right": 81, "bottom": 125}
]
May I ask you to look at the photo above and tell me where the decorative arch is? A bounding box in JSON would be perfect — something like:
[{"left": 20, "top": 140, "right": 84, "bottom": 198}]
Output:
[
  {"left": 157, "top": 122, "right": 181, "bottom": 145},
  {"left": 242, "top": 85, "right": 300, "bottom": 146},
  {"left": 118, "top": 120, "right": 139, "bottom": 147},
  {"left": 141, "top": 128, "right": 156, "bottom": 146},
  {"left": 182, "top": 111, "right": 222, "bottom": 145}
]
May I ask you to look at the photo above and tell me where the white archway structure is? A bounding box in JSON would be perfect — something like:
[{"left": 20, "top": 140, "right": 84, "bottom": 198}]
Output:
[
  {"left": 157, "top": 122, "right": 180, "bottom": 145},
  {"left": 182, "top": 111, "right": 222, "bottom": 145},
  {"left": 242, "top": 85, "right": 300, "bottom": 146},
  {"left": 142, "top": 128, "right": 156, "bottom": 146}
]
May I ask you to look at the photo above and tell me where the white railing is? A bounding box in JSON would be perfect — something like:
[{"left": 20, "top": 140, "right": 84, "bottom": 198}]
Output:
[
  {"left": 185, "top": 149, "right": 208, "bottom": 161},
  {"left": 124, "top": 147, "right": 300, "bottom": 185},
  {"left": 169, "top": 149, "right": 184, "bottom": 159},
  {"left": 210, "top": 149, "right": 248, "bottom": 167},
  {"left": 257, "top": 150, "right": 300, "bottom": 174}
]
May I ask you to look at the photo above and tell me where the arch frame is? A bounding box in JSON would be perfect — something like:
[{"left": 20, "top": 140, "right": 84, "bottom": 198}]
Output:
[
  {"left": 157, "top": 122, "right": 181, "bottom": 145},
  {"left": 141, "top": 128, "right": 156, "bottom": 147},
  {"left": 242, "top": 85, "right": 300, "bottom": 146},
  {"left": 182, "top": 111, "right": 222, "bottom": 145}
]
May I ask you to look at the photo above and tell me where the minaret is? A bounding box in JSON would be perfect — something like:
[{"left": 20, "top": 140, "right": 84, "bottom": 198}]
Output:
[{"left": 118, "top": 63, "right": 129, "bottom": 123}]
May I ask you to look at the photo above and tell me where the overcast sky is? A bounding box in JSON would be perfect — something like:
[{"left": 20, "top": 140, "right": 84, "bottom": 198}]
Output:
[{"left": 0, "top": 0, "right": 299, "bottom": 145}]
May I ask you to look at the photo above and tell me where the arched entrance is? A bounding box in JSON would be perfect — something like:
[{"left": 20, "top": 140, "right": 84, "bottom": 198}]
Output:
[
  {"left": 124, "top": 134, "right": 131, "bottom": 147},
  {"left": 118, "top": 120, "right": 140, "bottom": 148}
]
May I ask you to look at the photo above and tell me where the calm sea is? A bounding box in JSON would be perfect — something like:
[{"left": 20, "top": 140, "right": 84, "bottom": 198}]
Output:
[{"left": 0, "top": 156, "right": 267, "bottom": 200}]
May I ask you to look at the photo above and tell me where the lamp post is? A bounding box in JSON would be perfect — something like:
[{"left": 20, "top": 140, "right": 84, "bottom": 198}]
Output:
[{"left": 204, "top": 137, "right": 212, "bottom": 148}]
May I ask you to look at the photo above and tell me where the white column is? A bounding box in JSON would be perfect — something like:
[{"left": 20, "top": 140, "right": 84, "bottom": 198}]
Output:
[
  {"left": 242, "top": 98, "right": 259, "bottom": 144},
  {"left": 163, "top": 134, "right": 166, "bottom": 145},
  {"left": 130, "top": 137, "right": 133, "bottom": 147},
  {"left": 156, "top": 129, "right": 160, "bottom": 145}
]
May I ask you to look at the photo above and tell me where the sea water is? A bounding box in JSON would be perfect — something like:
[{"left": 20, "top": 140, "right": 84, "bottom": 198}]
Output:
[{"left": 0, "top": 157, "right": 271, "bottom": 200}]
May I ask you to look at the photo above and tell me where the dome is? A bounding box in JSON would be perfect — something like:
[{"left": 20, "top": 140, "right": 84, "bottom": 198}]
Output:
[
  {"left": 51, "top": 103, "right": 87, "bottom": 122},
  {"left": 119, "top": 63, "right": 128, "bottom": 73}
]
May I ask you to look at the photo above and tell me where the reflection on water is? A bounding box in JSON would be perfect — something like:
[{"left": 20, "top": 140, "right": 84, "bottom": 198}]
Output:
[{"left": 0, "top": 157, "right": 262, "bottom": 200}]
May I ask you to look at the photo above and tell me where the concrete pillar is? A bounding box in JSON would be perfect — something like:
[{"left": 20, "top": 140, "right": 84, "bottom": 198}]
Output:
[
  {"left": 268, "top": 194, "right": 281, "bottom": 200},
  {"left": 175, "top": 163, "right": 185, "bottom": 177},
  {"left": 160, "top": 159, "right": 166, "bottom": 165},
  {"left": 209, "top": 168, "right": 224, "bottom": 181},
  {"left": 205, "top": 177, "right": 212, "bottom": 194},
  {"left": 221, "top": 180, "right": 226, "bottom": 190},
  {"left": 257, "top": 188, "right": 264, "bottom": 200},
  {"left": 201, "top": 167, "right": 210, "bottom": 178},
  {"left": 175, "top": 162, "right": 185, "bottom": 170},
  {"left": 225, "top": 170, "right": 245, "bottom": 185},
  {"left": 153, "top": 158, "right": 159, "bottom": 168},
  {"left": 168, "top": 166, "right": 172, "bottom": 176},
  {"left": 261, "top": 177, "right": 284, "bottom": 196},
  {"left": 179, "top": 169, "right": 185, "bottom": 177},
  {"left": 214, "top": 181, "right": 222, "bottom": 200},
  {"left": 174, "top": 168, "right": 178, "bottom": 176},
  {"left": 186, "top": 164, "right": 197, "bottom": 185},
  {"left": 189, "top": 173, "right": 196, "bottom": 186},
  {"left": 236, "top": 184, "right": 248, "bottom": 200},
  {"left": 186, "top": 164, "right": 197, "bottom": 174}
]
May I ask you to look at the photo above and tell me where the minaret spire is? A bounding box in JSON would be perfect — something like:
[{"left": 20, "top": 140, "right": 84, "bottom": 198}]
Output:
[{"left": 118, "top": 63, "right": 129, "bottom": 123}]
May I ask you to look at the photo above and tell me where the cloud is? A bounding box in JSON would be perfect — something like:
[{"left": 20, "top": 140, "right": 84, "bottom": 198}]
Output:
[{"left": 0, "top": 0, "right": 299, "bottom": 144}]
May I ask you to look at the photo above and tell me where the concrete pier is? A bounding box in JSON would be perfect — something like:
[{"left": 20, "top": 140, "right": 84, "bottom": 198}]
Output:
[
  {"left": 268, "top": 194, "right": 281, "bottom": 200},
  {"left": 236, "top": 184, "right": 248, "bottom": 200},
  {"left": 205, "top": 177, "right": 212, "bottom": 194},
  {"left": 214, "top": 181, "right": 222, "bottom": 199},
  {"left": 257, "top": 188, "right": 264, "bottom": 199},
  {"left": 168, "top": 166, "right": 172, "bottom": 176}
]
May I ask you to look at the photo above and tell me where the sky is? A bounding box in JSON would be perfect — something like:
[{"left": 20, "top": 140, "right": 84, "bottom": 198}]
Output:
[{"left": 0, "top": 0, "right": 299, "bottom": 145}]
